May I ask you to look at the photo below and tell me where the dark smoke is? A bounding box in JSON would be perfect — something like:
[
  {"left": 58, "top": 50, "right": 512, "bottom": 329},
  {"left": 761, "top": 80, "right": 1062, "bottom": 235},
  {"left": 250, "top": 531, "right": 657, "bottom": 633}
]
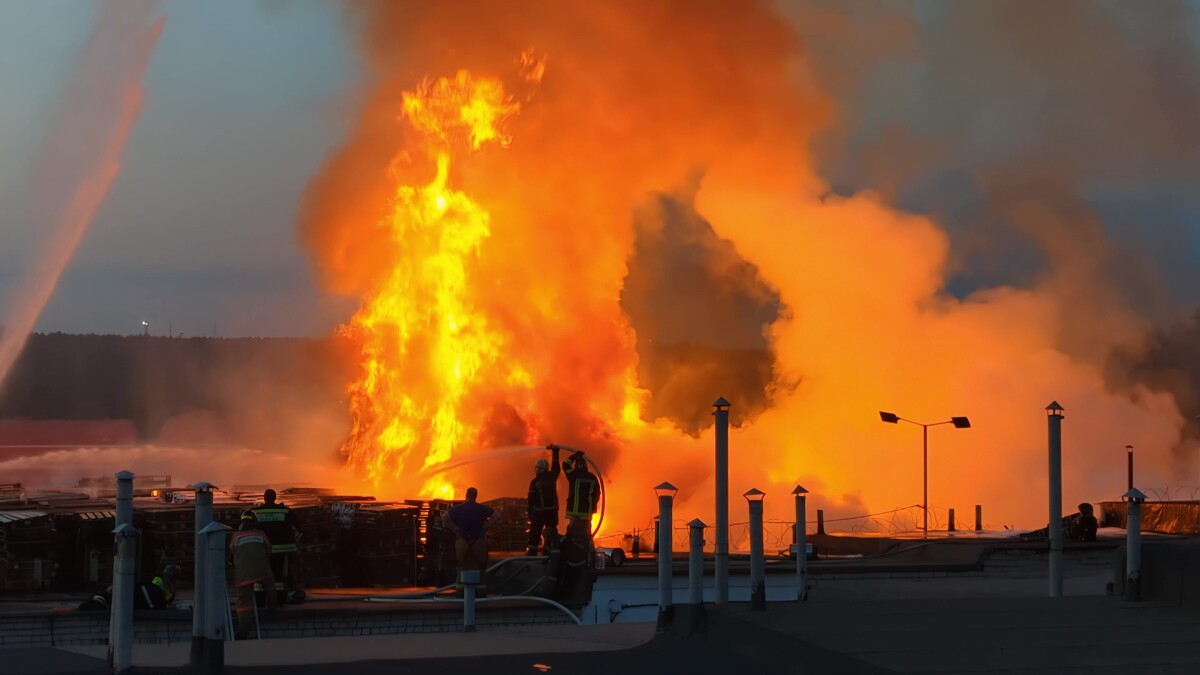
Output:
[
  {"left": 621, "top": 180, "right": 785, "bottom": 434},
  {"left": 792, "top": 0, "right": 1200, "bottom": 449},
  {"left": 795, "top": 0, "right": 1200, "bottom": 319}
]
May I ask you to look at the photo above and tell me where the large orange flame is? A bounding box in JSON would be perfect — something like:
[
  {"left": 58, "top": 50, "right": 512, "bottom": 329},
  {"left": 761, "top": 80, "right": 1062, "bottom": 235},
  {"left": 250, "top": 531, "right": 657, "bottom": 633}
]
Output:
[
  {"left": 339, "top": 71, "right": 526, "bottom": 499},
  {"left": 305, "top": 2, "right": 1194, "bottom": 537}
]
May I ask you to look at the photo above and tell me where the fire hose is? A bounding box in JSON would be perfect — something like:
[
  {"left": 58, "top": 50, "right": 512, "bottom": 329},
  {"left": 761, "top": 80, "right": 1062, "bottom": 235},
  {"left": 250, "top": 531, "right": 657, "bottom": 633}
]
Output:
[
  {"left": 420, "top": 443, "right": 607, "bottom": 538},
  {"left": 545, "top": 444, "right": 606, "bottom": 538}
]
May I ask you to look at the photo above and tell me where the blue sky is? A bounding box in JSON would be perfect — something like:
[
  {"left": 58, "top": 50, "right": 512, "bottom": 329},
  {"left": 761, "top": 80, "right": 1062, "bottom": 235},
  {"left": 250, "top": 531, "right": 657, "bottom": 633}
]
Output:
[{"left": 0, "top": 0, "right": 356, "bottom": 337}]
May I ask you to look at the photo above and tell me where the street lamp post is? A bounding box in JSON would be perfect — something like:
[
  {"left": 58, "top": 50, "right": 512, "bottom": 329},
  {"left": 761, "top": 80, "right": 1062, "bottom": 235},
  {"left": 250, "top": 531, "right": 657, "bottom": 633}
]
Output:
[{"left": 879, "top": 411, "right": 971, "bottom": 539}]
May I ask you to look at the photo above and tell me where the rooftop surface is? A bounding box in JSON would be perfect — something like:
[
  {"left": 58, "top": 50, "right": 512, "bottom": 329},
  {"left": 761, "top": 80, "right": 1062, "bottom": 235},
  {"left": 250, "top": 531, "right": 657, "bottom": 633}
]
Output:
[{"left": 6, "top": 594, "right": 1198, "bottom": 675}]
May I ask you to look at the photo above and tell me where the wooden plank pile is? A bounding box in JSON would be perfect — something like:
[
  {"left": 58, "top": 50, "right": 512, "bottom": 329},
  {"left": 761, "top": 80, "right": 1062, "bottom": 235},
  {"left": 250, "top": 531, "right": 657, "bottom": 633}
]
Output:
[
  {"left": 406, "top": 499, "right": 460, "bottom": 586},
  {"left": 49, "top": 509, "right": 114, "bottom": 591},
  {"left": 348, "top": 503, "right": 420, "bottom": 586},
  {"left": 0, "top": 512, "right": 58, "bottom": 592},
  {"left": 291, "top": 501, "right": 340, "bottom": 587},
  {"left": 483, "top": 497, "right": 532, "bottom": 552},
  {"left": 136, "top": 504, "right": 196, "bottom": 581}
]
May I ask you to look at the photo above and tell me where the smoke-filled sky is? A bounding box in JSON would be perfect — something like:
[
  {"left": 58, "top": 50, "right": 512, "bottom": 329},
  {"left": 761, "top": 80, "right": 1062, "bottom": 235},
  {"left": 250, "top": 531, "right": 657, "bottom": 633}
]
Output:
[
  {"left": 0, "top": 0, "right": 1197, "bottom": 338},
  {"left": 3, "top": 0, "right": 1200, "bottom": 530}
]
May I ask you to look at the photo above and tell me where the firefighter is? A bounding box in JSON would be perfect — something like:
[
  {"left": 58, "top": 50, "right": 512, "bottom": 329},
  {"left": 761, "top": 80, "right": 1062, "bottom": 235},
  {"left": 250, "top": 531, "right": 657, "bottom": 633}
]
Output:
[
  {"left": 563, "top": 452, "right": 601, "bottom": 567},
  {"left": 76, "top": 566, "right": 179, "bottom": 611},
  {"left": 252, "top": 488, "right": 299, "bottom": 602},
  {"left": 527, "top": 445, "right": 562, "bottom": 555},
  {"left": 150, "top": 564, "right": 181, "bottom": 607},
  {"left": 441, "top": 487, "right": 501, "bottom": 597},
  {"left": 231, "top": 509, "right": 278, "bottom": 639}
]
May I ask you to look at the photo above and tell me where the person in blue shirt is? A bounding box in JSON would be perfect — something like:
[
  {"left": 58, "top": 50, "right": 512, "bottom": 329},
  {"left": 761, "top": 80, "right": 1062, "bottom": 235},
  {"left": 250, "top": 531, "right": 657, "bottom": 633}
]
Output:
[{"left": 441, "top": 487, "right": 501, "bottom": 596}]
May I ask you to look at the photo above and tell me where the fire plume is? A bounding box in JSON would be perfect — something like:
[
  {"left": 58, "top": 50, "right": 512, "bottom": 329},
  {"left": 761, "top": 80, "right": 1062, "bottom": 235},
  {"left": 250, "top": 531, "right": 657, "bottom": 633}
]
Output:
[
  {"left": 304, "top": 1, "right": 1195, "bottom": 534},
  {"left": 339, "top": 71, "right": 524, "bottom": 497}
]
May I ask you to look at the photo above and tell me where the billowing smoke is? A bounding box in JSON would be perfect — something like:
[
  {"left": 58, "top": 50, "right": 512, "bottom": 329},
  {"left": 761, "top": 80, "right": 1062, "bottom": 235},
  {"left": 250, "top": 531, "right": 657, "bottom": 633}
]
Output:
[
  {"left": 621, "top": 180, "right": 785, "bottom": 434},
  {"left": 302, "top": 0, "right": 1196, "bottom": 530},
  {"left": 0, "top": 2, "right": 165, "bottom": 388}
]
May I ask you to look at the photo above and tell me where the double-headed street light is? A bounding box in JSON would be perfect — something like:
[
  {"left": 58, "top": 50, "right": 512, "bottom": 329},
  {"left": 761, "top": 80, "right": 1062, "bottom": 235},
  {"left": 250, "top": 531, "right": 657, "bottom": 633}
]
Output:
[{"left": 879, "top": 411, "right": 971, "bottom": 539}]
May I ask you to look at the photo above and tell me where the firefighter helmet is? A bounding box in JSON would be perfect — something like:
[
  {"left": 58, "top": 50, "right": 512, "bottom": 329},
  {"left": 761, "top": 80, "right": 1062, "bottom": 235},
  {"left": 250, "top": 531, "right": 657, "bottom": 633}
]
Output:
[
  {"left": 535, "top": 458, "right": 549, "bottom": 473},
  {"left": 241, "top": 509, "right": 257, "bottom": 521}
]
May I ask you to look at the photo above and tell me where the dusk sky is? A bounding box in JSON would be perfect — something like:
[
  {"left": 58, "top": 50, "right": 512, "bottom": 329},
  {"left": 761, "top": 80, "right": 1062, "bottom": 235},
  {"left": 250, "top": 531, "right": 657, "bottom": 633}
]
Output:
[
  {"left": 0, "top": 0, "right": 355, "bottom": 337},
  {"left": 2, "top": 1, "right": 1199, "bottom": 338}
]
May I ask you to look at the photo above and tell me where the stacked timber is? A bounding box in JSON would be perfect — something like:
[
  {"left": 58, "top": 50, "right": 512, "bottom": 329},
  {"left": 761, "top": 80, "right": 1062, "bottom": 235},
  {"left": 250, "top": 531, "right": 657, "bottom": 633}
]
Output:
[
  {"left": 0, "top": 511, "right": 57, "bottom": 591},
  {"left": 291, "top": 501, "right": 340, "bottom": 587},
  {"left": 137, "top": 504, "right": 195, "bottom": 582},
  {"left": 406, "top": 499, "right": 460, "bottom": 586},
  {"left": 483, "top": 497, "right": 531, "bottom": 552},
  {"left": 49, "top": 506, "right": 114, "bottom": 591},
  {"left": 349, "top": 503, "right": 419, "bottom": 586}
]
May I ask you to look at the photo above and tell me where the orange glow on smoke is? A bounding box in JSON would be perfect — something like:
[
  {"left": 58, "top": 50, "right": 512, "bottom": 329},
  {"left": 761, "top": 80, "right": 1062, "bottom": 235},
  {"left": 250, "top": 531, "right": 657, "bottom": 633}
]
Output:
[{"left": 307, "top": 2, "right": 1192, "bottom": 537}]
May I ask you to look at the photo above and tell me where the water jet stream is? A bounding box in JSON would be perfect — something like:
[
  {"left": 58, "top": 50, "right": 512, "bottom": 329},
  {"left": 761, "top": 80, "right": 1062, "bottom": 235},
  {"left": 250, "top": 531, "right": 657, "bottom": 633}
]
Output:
[{"left": 0, "top": 4, "right": 164, "bottom": 388}]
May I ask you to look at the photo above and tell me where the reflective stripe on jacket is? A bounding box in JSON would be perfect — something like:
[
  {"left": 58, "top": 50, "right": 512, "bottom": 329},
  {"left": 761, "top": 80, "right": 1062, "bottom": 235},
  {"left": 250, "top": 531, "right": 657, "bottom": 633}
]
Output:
[
  {"left": 565, "top": 471, "right": 599, "bottom": 519},
  {"left": 252, "top": 504, "right": 297, "bottom": 552}
]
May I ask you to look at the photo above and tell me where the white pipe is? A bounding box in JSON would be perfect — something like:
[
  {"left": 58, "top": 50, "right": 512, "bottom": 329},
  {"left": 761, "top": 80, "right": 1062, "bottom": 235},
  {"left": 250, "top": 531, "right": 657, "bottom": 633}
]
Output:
[
  {"left": 461, "top": 570, "right": 479, "bottom": 632},
  {"left": 108, "top": 470, "right": 134, "bottom": 670},
  {"left": 201, "top": 521, "right": 231, "bottom": 668},
  {"left": 749, "top": 499, "right": 765, "bottom": 610},
  {"left": 657, "top": 493, "right": 674, "bottom": 611},
  {"left": 364, "top": 595, "right": 583, "bottom": 625},
  {"left": 1047, "top": 408, "right": 1064, "bottom": 597},
  {"left": 1124, "top": 489, "right": 1145, "bottom": 601},
  {"left": 112, "top": 523, "right": 137, "bottom": 674},
  {"left": 191, "top": 483, "right": 214, "bottom": 665},
  {"left": 714, "top": 400, "right": 730, "bottom": 604},
  {"left": 688, "top": 519, "right": 705, "bottom": 605},
  {"left": 794, "top": 492, "right": 807, "bottom": 601}
]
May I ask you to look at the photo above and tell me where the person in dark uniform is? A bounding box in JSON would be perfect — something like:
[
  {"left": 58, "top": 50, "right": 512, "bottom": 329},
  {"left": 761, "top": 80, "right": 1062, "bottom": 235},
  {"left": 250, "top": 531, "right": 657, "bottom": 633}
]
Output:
[
  {"left": 527, "top": 445, "right": 561, "bottom": 555},
  {"left": 253, "top": 489, "right": 299, "bottom": 602},
  {"left": 1068, "top": 502, "right": 1099, "bottom": 542},
  {"left": 441, "top": 487, "right": 501, "bottom": 597},
  {"left": 562, "top": 452, "right": 601, "bottom": 567},
  {"left": 79, "top": 566, "right": 179, "bottom": 611},
  {"left": 149, "top": 564, "right": 181, "bottom": 607},
  {"left": 231, "top": 510, "right": 277, "bottom": 639}
]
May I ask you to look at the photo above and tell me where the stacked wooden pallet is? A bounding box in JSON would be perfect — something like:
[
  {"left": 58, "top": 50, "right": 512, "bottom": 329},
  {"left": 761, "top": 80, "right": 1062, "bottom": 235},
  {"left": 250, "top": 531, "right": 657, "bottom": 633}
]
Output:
[
  {"left": 136, "top": 504, "right": 195, "bottom": 581},
  {"left": 0, "top": 511, "right": 57, "bottom": 592},
  {"left": 49, "top": 508, "right": 114, "bottom": 590},
  {"left": 483, "top": 497, "right": 532, "bottom": 552},
  {"left": 291, "top": 501, "right": 341, "bottom": 587},
  {"left": 405, "top": 499, "right": 460, "bottom": 586},
  {"left": 348, "top": 504, "right": 420, "bottom": 586}
]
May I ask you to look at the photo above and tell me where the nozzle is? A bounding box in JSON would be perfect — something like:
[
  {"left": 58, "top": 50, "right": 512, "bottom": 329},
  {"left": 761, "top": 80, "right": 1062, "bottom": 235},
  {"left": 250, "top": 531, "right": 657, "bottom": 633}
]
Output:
[{"left": 545, "top": 444, "right": 559, "bottom": 451}]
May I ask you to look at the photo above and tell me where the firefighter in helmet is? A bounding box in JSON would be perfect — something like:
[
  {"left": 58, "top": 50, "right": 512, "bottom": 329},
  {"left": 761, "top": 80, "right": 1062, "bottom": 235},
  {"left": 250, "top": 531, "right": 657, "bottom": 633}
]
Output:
[
  {"left": 527, "top": 445, "right": 561, "bottom": 555},
  {"left": 562, "top": 451, "right": 600, "bottom": 566},
  {"left": 252, "top": 488, "right": 300, "bottom": 602},
  {"left": 231, "top": 509, "right": 277, "bottom": 639}
]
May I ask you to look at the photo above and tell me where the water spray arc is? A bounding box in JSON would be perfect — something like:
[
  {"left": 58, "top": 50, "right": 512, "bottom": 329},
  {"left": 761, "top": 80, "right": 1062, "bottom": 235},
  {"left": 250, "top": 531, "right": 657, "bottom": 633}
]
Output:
[{"left": 0, "top": 5, "right": 164, "bottom": 388}]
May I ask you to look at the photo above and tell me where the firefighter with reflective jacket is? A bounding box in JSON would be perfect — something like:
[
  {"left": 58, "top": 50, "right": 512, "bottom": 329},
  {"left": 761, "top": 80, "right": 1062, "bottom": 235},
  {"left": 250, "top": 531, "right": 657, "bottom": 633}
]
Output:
[
  {"left": 527, "top": 445, "right": 561, "bottom": 555},
  {"left": 231, "top": 510, "right": 277, "bottom": 639},
  {"left": 563, "top": 452, "right": 600, "bottom": 566},
  {"left": 252, "top": 489, "right": 299, "bottom": 602},
  {"left": 149, "top": 564, "right": 181, "bottom": 607}
]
